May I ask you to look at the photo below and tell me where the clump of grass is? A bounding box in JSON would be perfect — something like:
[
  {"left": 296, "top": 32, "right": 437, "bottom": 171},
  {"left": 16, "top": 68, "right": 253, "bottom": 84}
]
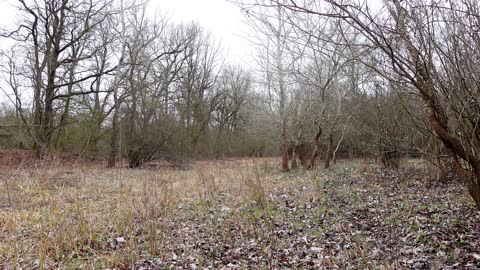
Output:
[
  {"left": 2, "top": 172, "right": 17, "bottom": 208},
  {"left": 197, "top": 169, "right": 218, "bottom": 202},
  {"left": 311, "top": 170, "right": 324, "bottom": 200},
  {"left": 239, "top": 161, "right": 267, "bottom": 208},
  {"left": 260, "top": 158, "right": 277, "bottom": 174}
]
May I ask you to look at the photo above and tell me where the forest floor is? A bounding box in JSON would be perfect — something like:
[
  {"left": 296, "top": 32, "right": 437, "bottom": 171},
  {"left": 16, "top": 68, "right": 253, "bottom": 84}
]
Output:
[{"left": 0, "top": 153, "right": 479, "bottom": 269}]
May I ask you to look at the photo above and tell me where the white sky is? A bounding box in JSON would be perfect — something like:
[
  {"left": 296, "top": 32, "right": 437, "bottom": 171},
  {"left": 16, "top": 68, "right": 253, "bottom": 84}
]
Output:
[
  {"left": 0, "top": 0, "right": 16, "bottom": 30},
  {"left": 151, "top": 0, "right": 255, "bottom": 67},
  {"left": 0, "top": 0, "right": 256, "bottom": 68}
]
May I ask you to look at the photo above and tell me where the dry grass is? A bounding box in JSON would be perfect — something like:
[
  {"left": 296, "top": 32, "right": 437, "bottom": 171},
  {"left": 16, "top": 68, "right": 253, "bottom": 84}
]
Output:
[
  {"left": 0, "top": 157, "right": 278, "bottom": 269},
  {"left": 0, "top": 157, "right": 477, "bottom": 269}
]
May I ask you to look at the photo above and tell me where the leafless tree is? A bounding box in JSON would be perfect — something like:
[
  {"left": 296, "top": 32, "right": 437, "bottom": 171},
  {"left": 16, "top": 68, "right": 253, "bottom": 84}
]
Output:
[
  {"left": 232, "top": 0, "right": 297, "bottom": 171},
  {"left": 122, "top": 20, "right": 195, "bottom": 168},
  {"left": 1, "top": 0, "right": 116, "bottom": 158},
  {"left": 173, "top": 25, "right": 222, "bottom": 155},
  {"left": 212, "top": 65, "right": 251, "bottom": 157},
  {"left": 107, "top": 0, "right": 128, "bottom": 167},
  {"left": 265, "top": 0, "right": 480, "bottom": 208}
]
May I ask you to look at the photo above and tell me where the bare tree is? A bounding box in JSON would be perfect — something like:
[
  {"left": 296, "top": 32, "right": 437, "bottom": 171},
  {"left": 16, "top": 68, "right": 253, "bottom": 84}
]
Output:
[
  {"left": 266, "top": 0, "right": 480, "bottom": 208},
  {"left": 107, "top": 0, "right": 128, "bottom": 167},
  {"left": 123, "top": 20, "right": 194, "bottom": 168},
  {"left": 232, "top": 0, "right": 296, "bottom": 171},
  {"left": 173, "top": 25, "right": 222, "bottom": 155},
  {"left": 1, "top": 0, "right": 116, "bottom": 158},
  {"left": 213, "top": 65, "right": 251, "bottom": 158}
]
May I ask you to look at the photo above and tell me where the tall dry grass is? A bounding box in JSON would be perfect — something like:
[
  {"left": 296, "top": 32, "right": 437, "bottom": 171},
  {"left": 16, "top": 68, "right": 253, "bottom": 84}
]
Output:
[{"left": 0, "top": 157, "right": 278, "bottom": 269}]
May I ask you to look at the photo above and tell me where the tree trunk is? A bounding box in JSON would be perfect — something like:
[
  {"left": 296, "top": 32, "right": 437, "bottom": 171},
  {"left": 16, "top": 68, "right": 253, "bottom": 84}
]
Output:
[
  {"left": 299, "top": 144, "right": 309, "bottom": 168},
  {"left": 291, "top": 128, "right": 305, "bottom": 170},
  {"left": 467, "top": 174, "right": 480, "bottom": 210},
  {"left": 332, "top": 127, "right": 346, "bottom": 165},
  {"left": 324, "top": 131, "right": 333, "bottom": 169},
  {"left": 108, "top": 102, "right": 119, "bottom": 168},
  {"left": 54, "top": 55, "right": 77, "bottom": 150},
  {"left": 281, "top": 117, "right": 290, "bottom": 172},
  {"left": 452, "top": 156, "right": 480, "bottom": 209},
  {"left": 428, "top": 111, "right": 480, "bottom": 209},
  {"left": 107, "top": 0, "right": 127, "bottom": 168},
  {"left": 291, "top": 151, "right": 298, "bottom": 169},
  {"left": 275, "top": 4, "right": 289, "bottom": 173},
  {"left": 307, "top": 125, "right": 322, "bottom": 170}
]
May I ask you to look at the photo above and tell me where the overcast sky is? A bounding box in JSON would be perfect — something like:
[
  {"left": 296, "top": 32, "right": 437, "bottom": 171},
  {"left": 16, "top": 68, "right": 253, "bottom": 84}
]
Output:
[
  {"left": 0, "top": 0, "right": 256, "bottom": 67},
  {"left": 151, "top": 0, "right": 255, "bottom": 67}
]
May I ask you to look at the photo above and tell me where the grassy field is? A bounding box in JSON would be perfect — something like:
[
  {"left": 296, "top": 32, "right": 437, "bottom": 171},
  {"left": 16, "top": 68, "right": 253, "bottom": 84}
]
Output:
[{"left": 0, "top": 156, "right": 479, "bottom": 269}]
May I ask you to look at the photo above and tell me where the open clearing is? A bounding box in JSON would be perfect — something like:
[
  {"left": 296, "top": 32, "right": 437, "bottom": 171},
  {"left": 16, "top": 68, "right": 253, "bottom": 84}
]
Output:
[{"left": 0, "top": 157, "right": 479, "bottom": 269}]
